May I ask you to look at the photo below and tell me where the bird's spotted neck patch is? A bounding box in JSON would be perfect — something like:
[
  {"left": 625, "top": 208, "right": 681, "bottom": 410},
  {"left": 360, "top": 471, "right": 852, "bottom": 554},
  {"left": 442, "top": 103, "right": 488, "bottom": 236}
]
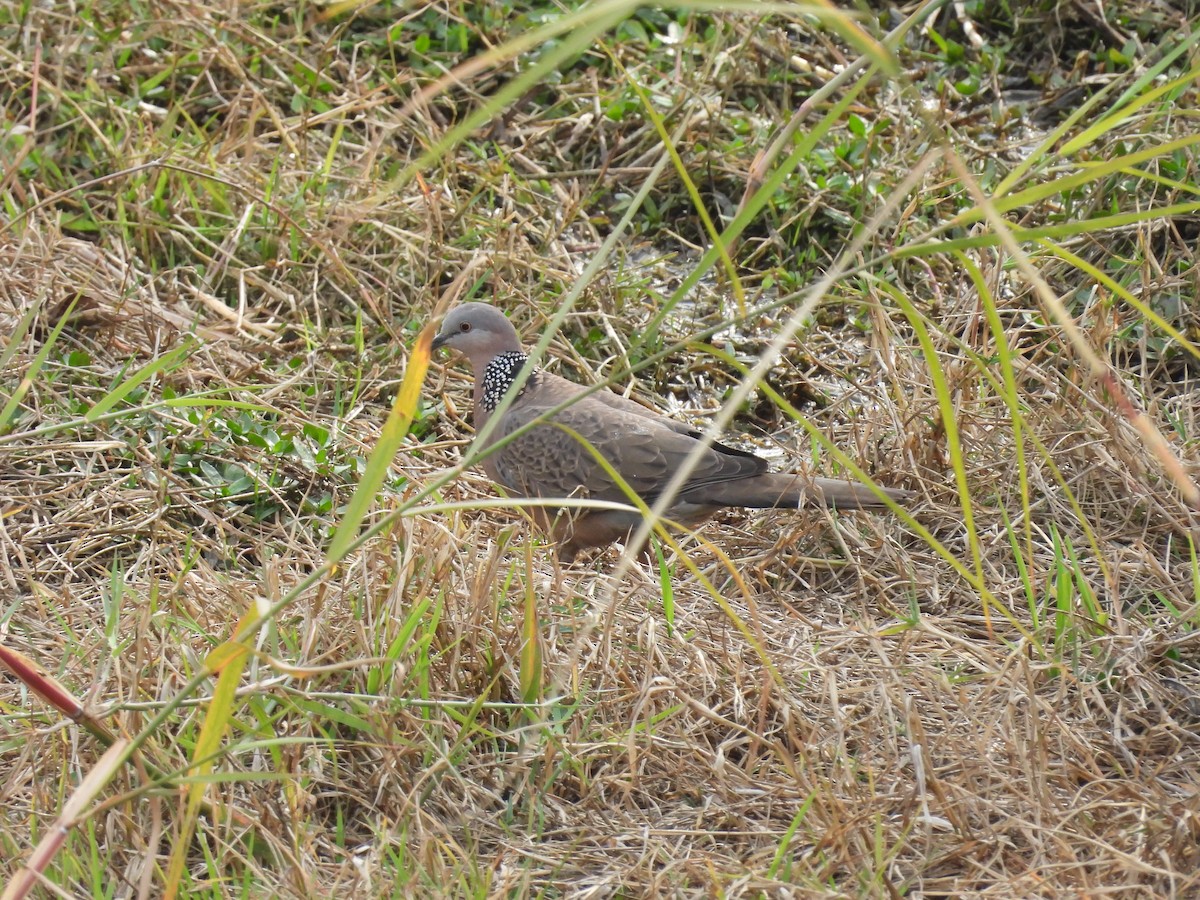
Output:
[{"left": 481, "top": 351, "right": 537, "bottom": 412}]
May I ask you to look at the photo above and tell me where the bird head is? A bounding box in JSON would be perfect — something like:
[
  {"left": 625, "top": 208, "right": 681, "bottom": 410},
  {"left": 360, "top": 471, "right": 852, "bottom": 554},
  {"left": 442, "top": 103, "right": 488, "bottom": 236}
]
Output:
[{"left": 431, "top": 303, "right": 523, "bottom": 372}]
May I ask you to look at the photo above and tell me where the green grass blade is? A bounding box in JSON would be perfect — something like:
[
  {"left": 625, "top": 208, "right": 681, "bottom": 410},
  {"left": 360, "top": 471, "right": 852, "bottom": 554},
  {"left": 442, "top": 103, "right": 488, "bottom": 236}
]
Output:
[
  {"left": 0, "top": 297, "right": 76, "bottom": 434},
  {"left": 85, "top": 339, "right": 195, "bottom": 421}
]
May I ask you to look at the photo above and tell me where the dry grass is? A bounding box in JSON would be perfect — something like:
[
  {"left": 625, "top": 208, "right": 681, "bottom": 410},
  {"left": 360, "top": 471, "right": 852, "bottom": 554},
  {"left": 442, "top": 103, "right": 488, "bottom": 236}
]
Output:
[{"left": 2, "top": 1, "right": 1200, "bottom": 897}]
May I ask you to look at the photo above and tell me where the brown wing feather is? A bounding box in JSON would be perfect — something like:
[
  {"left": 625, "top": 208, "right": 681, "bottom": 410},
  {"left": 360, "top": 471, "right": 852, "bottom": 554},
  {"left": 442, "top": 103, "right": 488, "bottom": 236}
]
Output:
[
  {"left": 486, "top": 373, "right": 766, "bottom": 503},
  {"left": 586, "top": 383, "right": 764, "bottom": 458}
]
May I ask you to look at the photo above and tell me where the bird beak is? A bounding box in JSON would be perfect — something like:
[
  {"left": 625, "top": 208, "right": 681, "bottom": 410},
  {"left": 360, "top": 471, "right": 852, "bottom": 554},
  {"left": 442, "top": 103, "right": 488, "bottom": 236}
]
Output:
[{"left": 431, "top": 332, "right": 448, "bottom": 352}]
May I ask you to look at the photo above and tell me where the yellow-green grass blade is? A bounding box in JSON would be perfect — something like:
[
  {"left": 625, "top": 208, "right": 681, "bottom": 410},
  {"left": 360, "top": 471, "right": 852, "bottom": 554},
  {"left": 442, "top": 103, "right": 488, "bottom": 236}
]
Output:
[
  {"left": 164, "top": 609, "right": 254, "bottom": 899},
  {"left": 328, "top": 321, "right": 434, "bottom": 562}
]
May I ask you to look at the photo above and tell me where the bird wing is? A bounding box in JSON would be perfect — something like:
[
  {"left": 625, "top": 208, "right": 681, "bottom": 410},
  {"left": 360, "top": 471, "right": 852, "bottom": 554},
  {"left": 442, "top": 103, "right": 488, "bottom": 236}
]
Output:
[
  {"left": 486, "top": 372, "right": 767, "bottom": 504},
  {"left": 585, "top": 386, "right": 701, "bottom": 438}
]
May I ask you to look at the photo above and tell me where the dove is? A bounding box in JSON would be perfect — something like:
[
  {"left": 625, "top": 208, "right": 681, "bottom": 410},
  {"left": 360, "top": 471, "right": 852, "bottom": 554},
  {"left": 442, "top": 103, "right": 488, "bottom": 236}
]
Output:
[{"left": 432, "top": 302, "right": 909, "bottom": 561}]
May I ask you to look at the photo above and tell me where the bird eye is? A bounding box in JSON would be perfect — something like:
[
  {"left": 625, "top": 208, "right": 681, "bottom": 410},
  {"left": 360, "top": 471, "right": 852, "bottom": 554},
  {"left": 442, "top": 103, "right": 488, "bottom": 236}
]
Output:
[{"left": 459, "top": 322, "right": 471, "bottom": 333}]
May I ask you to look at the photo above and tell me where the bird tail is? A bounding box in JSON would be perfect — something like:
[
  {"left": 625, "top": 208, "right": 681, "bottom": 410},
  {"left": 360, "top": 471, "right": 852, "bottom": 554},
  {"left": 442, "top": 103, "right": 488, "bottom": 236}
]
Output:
[{"left": 701, "top": 473, "right": 911, "bottom": 510}]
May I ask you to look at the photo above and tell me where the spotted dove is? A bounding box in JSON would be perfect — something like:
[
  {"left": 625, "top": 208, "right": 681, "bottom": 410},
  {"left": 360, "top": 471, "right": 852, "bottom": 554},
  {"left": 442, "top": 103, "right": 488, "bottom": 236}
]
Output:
[{"left": 432, "top": 302, "right": 910, "bottom": 561}]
